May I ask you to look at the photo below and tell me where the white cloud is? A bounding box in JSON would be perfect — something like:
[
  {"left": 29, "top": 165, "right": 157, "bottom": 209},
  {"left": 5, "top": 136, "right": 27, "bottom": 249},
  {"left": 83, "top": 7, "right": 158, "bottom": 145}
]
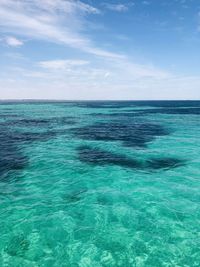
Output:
[
  {"left": 33, "top": 0, "right": 100, "bottom": 14},
  {"left": 103, "top": 3, "right": 130, "bottom": 12},
  {"left": 112, "top": 59, "right": 169, "bottom": 79},
  {"left": 4, "top": 36, "right": 24, "bottom": 47},
  {"left": 39, "top": 59, "right": 89, "bottom": 70},
  {"left": 36, "top": 56, "right": 169, "bottom": 81}
]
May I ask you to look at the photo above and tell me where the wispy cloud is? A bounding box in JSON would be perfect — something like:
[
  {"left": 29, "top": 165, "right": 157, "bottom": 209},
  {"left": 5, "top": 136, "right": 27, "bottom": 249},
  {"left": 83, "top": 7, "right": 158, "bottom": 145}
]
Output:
[
  {"left": 39, "top": 59, "right": 89, "bottom": 70},
  {"left": 0, "top": 0, "right": 123, "bottom": 59},
  {"left": 4, "top": 36, "right": 24, "bottom": 47},
  {"left": 103, "top": 3, "right": 131, "bottom": 12}
]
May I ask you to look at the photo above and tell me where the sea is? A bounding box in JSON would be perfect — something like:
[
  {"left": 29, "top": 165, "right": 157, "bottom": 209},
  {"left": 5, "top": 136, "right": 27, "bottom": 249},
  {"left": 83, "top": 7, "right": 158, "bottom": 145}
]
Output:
[{"left": 0, "top": 100, "right": 199, "bottom": 266}]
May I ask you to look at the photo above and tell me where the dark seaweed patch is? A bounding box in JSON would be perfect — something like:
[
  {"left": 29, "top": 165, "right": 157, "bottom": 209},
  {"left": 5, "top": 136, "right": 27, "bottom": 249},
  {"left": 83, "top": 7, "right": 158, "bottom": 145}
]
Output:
[
  {"left": 0, "top": 129, "right": 28, "bottom": 179},
  {"left": 74, "top": 101, "right": 136, "bottom": 109},
  {"left": 6, "top": 116, "right": 76, "bottom": 128},
  {"left": 77, "top": 146, "right": 185, "bottom": 171},
  {"left": 73, "top": 100, "right": 200, "bottom": 109},
  {"left": 1, "top": 100, "right": 200, "bottom": 108},
  {"left": 0, "top": 150, "right": 27, "bottom": 178},
  {"left": 0, "top": 127, "right": 65, "bottom": 180},
  {"left": 0, "top": 114, "right": 19, "bottom": 119},
  {"left": 147, "top": 107, "right": 200, "bottom": 115},
  {"left": 10, "top": 130, "right": 58, "bottom": 143},
  {"left": 71, "top": 122, "right": 169, "bottom": 148},
  {"left": 8, "top": 118, "right": 50, "bottom": 127},
  {"left": 0, "top": 112, "right": 77, "bottom": 180},
  {"left": 91, "top": 107, "right": 200, "bottom": 119},
  {"left": 124, "top": 107, "right": 200, "bottom": 116},
  {"left": 0, "top": 125, "right": 62, "bottom": 180},
  {"left": 89, "top": 112, "right": 140, "bottom": 119},
  {"left": 146, "top": 158, "right": 185, "bottom": 170},
  {"left": 0, "top": 131, "right": 53, "bottom": 180},
  {"left": 110, "top": 107, "right": 200, "bottom": 116},
  {"left": 78, "top": 146, "right": 142, "bottom": 169},
  {"left": 132, "top": 100, "right": 200, "bottom": 108}
]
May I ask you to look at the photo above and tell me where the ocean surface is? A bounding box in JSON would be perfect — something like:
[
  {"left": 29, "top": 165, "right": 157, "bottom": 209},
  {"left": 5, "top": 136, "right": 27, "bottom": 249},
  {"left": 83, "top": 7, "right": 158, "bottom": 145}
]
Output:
[{"left": 0, "top": 101, "right": 200, "bottom": 267}]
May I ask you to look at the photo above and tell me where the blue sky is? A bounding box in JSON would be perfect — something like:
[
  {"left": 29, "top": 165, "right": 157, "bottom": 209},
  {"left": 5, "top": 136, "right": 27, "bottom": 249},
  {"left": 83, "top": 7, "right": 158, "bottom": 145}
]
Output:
[{"left": 0, "top": 0, "right": 200, "bottom": 100}]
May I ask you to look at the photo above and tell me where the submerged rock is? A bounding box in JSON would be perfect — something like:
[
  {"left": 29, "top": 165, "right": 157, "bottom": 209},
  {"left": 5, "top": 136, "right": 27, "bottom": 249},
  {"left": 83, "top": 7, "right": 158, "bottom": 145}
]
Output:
[{"left": 5, "top": 234, "right": 30, "bottom": 257}]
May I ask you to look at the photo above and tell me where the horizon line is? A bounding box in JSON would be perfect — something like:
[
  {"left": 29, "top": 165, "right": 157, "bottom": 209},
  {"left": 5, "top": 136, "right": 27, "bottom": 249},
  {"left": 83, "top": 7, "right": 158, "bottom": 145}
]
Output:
[{"left": 0, "top": 99, "right": 200, "bottom": 102}]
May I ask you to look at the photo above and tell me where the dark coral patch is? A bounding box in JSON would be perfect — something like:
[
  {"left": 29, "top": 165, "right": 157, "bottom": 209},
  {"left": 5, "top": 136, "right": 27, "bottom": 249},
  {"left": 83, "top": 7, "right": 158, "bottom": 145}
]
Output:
[{"left": 71, "top": 122, "right": 169, "bottom": 148}]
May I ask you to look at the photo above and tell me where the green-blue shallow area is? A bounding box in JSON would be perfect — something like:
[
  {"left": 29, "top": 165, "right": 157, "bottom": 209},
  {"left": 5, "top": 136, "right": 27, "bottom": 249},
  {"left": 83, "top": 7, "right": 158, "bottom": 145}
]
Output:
[{"left": 0, "top": 101, "right": 200, "bottom": 266}]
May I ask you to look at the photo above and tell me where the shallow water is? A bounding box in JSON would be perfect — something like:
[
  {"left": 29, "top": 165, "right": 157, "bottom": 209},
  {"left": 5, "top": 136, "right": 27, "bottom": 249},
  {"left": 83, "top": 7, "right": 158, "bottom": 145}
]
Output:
[{"left": 0, "top": 101, "right": 200, "bottom": 266}]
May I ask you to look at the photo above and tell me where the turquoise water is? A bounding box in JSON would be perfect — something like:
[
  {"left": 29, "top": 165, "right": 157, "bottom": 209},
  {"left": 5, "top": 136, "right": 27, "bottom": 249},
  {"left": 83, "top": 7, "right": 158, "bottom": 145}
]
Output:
[{"left": 0, "top": 101, "right": 200, "bottom": 266}]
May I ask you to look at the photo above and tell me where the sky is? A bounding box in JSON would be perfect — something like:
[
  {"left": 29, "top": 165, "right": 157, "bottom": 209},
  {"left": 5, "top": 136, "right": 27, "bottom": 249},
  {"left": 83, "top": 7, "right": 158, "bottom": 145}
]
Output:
[{"left": 0, "top": 0, "right": 200, "bottom": 100}]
